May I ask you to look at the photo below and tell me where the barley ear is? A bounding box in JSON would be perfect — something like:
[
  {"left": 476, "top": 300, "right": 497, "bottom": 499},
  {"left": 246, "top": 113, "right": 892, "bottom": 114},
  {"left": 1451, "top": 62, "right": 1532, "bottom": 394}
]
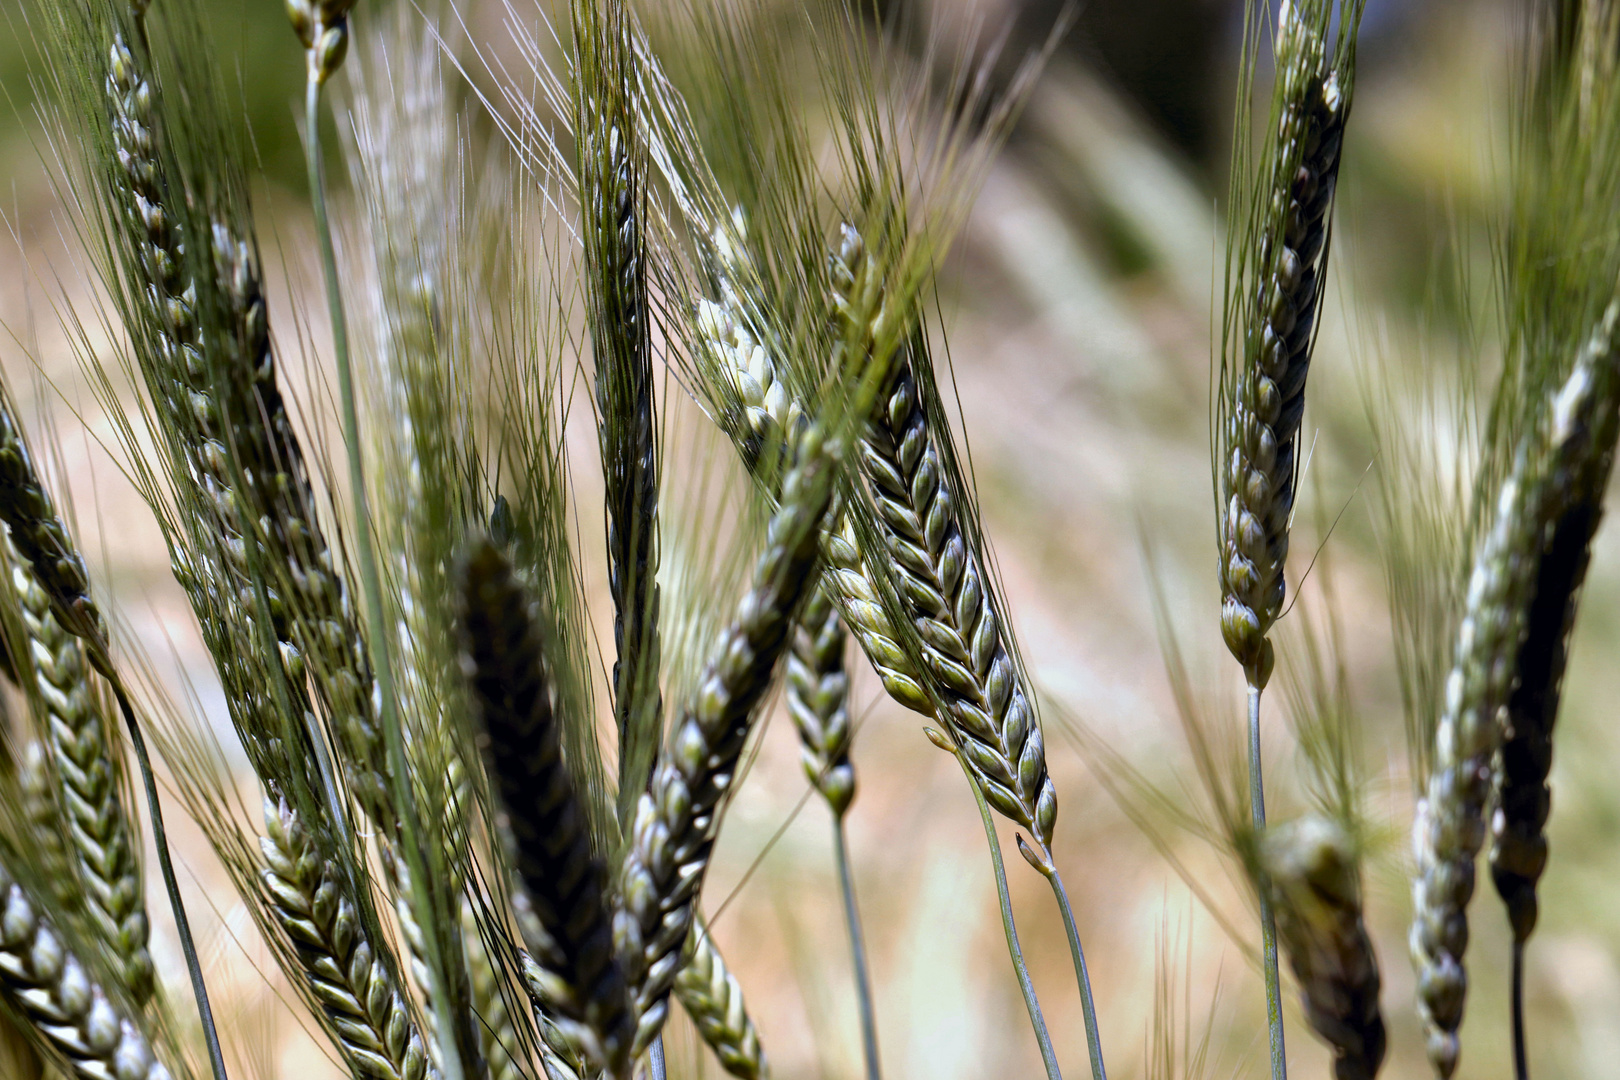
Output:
[
  {"left": 0, "top": 854, "right": 172, "bottom": 1080},
  {"left": 461, "top": 540, "right": 635, "bottom": 1078},
  {"left": 618, "top": 421, "right": 840, "bottom": 1056},
  {"left": 1257, "top": 818, "right": 1386, "bottom": 1080},
  {"left": 675, "top": 923, "right": 768, "bottom": 1080}
]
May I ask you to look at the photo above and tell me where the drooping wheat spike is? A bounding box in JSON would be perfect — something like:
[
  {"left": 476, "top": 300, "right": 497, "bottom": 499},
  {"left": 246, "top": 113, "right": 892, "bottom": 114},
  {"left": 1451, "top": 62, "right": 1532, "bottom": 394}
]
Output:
[
  {"left": 839, "top": 228, "right": 1058, "bottom": 858},
  {"left": 461, "top": 540, "right": 634, "bottom": 1078},
  {"left": 618, "top": 420, "right": 842, "bottom": 1056},
  {"left": 1411, "top": 322, "right": 1620, "bottom": 1077},
  {"left": 12, "top": 551, "right": 153, "bottom": 1005},
  {"left": 674, "top": 925, "right": 768, "bottom": 1080},
  {"left": 0, "top": 853, "right": 172, "bottom": 1080},
  {"left": 573, "top": 0, "right": 663, "bottom": 819},
  {"left": 1216, "top": 0, "right": 1363, "bottom": 687},
  {"left": 261, "top": 797, "right": 437, "bottom": 1080},
  {"left": 787, "top": 584, "right": 855, "bottom": 816},
  {"left": 1257, "top": 817, "right": 1386, "bottom": 1080}
]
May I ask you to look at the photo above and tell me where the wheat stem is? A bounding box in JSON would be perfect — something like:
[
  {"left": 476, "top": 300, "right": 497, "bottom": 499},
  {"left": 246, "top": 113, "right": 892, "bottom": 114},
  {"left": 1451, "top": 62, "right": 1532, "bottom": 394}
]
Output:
[
  {"left": 832, "top": 818, "right": 880, "bottom": 1080},
  {"left": 943, "top": 731, "right": 1059, "bottom": 1080},
  {"left": 1039, "top": 868, "right": 1106, "bottom": 1080},
  {"left": 1248, "top": 686, "right": 1286, "bottom": 1080}
]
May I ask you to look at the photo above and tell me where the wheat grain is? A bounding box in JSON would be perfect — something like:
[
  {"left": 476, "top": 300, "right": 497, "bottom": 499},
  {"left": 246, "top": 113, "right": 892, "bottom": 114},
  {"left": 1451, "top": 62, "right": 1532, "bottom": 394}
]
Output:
[
  {"left": 13, "top": 554, "right": 152, "bottom": 1005},
  {"left": 461, "top": 540, "right": 634, "bottom": 1078},
  {"left": 0, "top": 854, "right": 171, "bottom": 1080},
  {"left": 618, "top": 422, "right": 838, "bottom": 1056},
  {"left": 1218, "top": 1, "right": 1351, "bottom": 686},
  {"left": 674, "top": 924, "right": 768, "bottom": 1080},
  {"left": 260, "top": 797, "right": 437, "bottom": 1080},
  {"left": 1258, "top": 817, "right": 1385, "bottom": 1080},
  {"left": 837, "top": 226, "right": 1058, "bottom": 856}
]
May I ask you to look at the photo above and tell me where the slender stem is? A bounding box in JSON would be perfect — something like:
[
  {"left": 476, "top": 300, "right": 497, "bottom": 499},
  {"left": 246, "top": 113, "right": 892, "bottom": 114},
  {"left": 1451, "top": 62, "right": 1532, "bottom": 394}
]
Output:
[
  {"left": 1043, "top": 868, "right": 1106, "bottom": 1080},
  {"left": 958, "top": 756, "right": 1061, "bottom": 1080},
  {"left": 832, "top": 816, "right": 882, "bottom": 1080},
  {"left": 112, "top": 684, "right": 229, "bottom": 1080},
  {"left": 1512, "top": 939, "right": 1528, "bottom": 1080},
  {"left": 1248, "top": 684, "right": 1286, "bottom": 1080},
  {"left": 304, "top": 74, "right": 468, "bottom": 1080}
]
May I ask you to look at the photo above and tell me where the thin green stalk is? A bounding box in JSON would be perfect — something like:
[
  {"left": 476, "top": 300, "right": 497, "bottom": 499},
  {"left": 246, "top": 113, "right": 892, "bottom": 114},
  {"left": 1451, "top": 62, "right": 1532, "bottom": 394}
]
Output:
[
  {"left": 832, "top": 818, "right": 881, "bottom": 1080},
  {"left": 650, "top": 1035, "right": 666, "bottom": 1080},
  {"left": 945, "top": 734, "right": 1060, "bottom": 1080},
  {"left": 1041, "top": 869, "right": 1105, "bottom": 1080},
  {"left": 1512, "top": 941, "right": 1527, "bottom": 1080},
  {"left": 110, "top": 684, "right": 229, "bottom": 1080},
  {"left": 1249, "top": 685, "right": 1285, "bottom": 1080},
  {"left": 303, "top": 75, "right": 468, "bottom": 1080}
]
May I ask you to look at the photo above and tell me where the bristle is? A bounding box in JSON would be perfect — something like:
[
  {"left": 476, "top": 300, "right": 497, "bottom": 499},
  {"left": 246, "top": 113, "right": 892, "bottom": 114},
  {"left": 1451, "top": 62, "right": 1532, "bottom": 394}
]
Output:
[
  {"left": 674, "top": 924, "right": 769, "bottom": 1080},
  {"left": 617, "top": 422, "right": 837, "bottom": 1056},
  {"left": 0, "top": 854, "right": 171, "bottom": 1080},
  {"left": 460, "top": 540, "right": 634, "bottom": 1078},
  {"left": 1258, "top": 818, "right": 1386, "bottom": 1080},
  {"left": 12, "top": 550, "right": 153, "bottom": 1005}
]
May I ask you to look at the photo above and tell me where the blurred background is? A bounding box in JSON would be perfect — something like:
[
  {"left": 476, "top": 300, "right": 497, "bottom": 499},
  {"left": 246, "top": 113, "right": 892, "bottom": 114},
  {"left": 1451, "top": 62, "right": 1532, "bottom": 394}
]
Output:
[{"left": 7, "top": 1, "right": 1620, "bottom": 1079}]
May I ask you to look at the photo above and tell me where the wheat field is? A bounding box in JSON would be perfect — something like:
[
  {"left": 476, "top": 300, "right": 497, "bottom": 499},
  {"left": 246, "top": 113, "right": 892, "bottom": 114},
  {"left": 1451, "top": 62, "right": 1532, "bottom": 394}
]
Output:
[{"left": 0, "top": 2, "right": 1617, "bottom": 1080}]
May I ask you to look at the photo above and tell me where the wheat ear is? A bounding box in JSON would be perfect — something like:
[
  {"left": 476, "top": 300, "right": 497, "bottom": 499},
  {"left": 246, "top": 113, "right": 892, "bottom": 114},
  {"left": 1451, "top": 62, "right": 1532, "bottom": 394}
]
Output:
[
  {"left": 1218, "top": 1, "right": 1349, "bottom": 686},
  {"left": 674, "top": 924, "right": 768, "bottom": 1080},
  {"left": 836, "top": 227, "right": 1057, "bottom": 857},
  {"left": 461, "top": 540, "right": 635, "bottom": 1078},
  {"left": 1258, "top": 818, "right": 1386, "bottom": 1080},
  {"left": 696, "top": 239, "right": 929, "bottom": 715},
  {"left": 1411, "top": 314, "right": 1620, "bottom": 1077},
  {"left": 462, "top": 900, "right": 522, "bottom": 1080},
  {"left": 0, "top": 854, "right": 171, "bottom": 1080},
  {"left": 19, "top": 741, "right": 79, "bottom": 916},
  {"left": 12, "top": 553, "right": 152, "bottom": 1005},
  {"left": 618, "top": 421, "right": 839, "bottom": 1056},
  {"left": 261, "top": 797, "right": 437, "bottom": 1080}
]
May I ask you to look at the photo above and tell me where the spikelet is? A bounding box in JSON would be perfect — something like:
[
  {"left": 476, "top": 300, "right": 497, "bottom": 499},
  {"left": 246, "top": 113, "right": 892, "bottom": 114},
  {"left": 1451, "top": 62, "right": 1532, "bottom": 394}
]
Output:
[{"left": 1257, "top": 818, "right": 1385, "bottom": 1080}]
